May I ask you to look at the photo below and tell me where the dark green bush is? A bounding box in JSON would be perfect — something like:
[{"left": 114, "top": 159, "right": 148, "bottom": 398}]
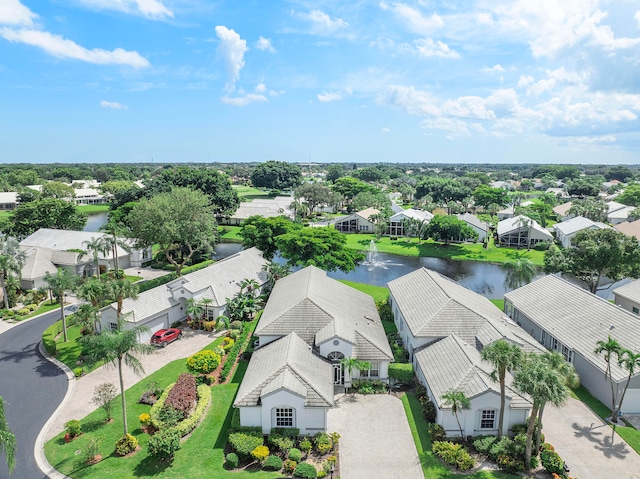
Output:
[
  {"left": 389, "top": 363, "right": 414, "bottom": 384},
  {"left": 42, "top": 322, "right": 60, "bottom": 355},
  {"left": 376, "top": 298, "right": 393, "bottom": 321},
  {"left": 228, "top": 432, "right": 264, "bottom": 459},
  {"left": 432, "top": 441, "right": 475, "bottom": 471},
  {"left": 540, "top": 449, "right": 565, "bottom": 475},
  {"left": 269, "top": 435, "right": 294, "bottom": 453},
  {"left": 64, "top": 419, "right": 82, "bottom": 438},
  {"left": 293, "top": 462, "right": 318, "bottom": 478},
  {"left": 472, "top": 435, "right": 498, "bottom": 455},
  {"left": 288, "top": 448, "right": 302, "bottom": 462},
  {"left": 428, "top": 423, "right": 446, "bottom": 442},
  {"left": 225, "top": 452, "right": 239, "bottom": 469},
  {"left": 263, "top": 455, "right": 283, "bottom": 471},
  {"left": 271, "top": 427, "right": 300, "bottom": 437},
  {"left": 148, "top": 429, "right": 180, "bottom": 459}
]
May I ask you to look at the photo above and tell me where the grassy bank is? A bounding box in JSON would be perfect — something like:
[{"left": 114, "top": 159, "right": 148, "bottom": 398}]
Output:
[
  {"left": 343, "top": 234, "right": 545, "bottom": 266},
  {"left": 218, "top": 225, "right": 243, "bottom": 243},
  {"left": 78, "top": 204, "right": 110, "bottom": 214},
  {"left": 232, "top": 185, "right": 272, "bottom": 200},
  {"left": 338, "top": 280, "right": 389, "bottom": 302}
]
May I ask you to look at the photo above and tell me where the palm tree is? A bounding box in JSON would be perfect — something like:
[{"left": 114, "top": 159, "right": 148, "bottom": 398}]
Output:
[
  {"left": 185, "top": 298, "right": 203, "bottom": 322},
  {"left": 514, "top": 353, "right": 569, "bottom": 469},
  {"left": 614, "top": 349, "right": 640, "bottom": 421},
  {"left": 100, "top": 219, "right": 131, "bottom": 279},
  {"left": 240, "top": 278, "right": 260, "bottom": 297},
  {"left": 200, "top": 297, "right": 213, "bottom": 321},
  {"left": 441, "top": 390, "right": 471, "bottom": 438},
  {"left": 502, "top": 255, "right": 537, "bottom": 290},
  {"left": 481, "top": 339, "right": 523, "bottom": 438},
  {"left": 77, "top": 277, "right": 107, "bottom": 307},
  {"left": 82, "top": 236, "right": 110, "bottom": 279},
  {"left": 0, "top": 236, "right": 26, "bottom": 310},
  {"left": 339, "top": 357, "right": 371, "bottom": 394},
  {"left": 79, "top": 318, "right": 154, "bottom": 435},
  {"left": 595, "top": 335, "right": 622, "bottom": 422},
  {"left": 0, "top": 396, "right": 16, "bottom": 474},
  {"left": 107, "top": 278, "right": 139, "bottom": 321},
  {"left": 44, "top": 268, "right": 78, "bottom": 342},
  {"left": 72, "top": 304, "right": 100, "bottom": 335},
  {"left": 261, "top": 262, "right": 291, "bottom": 293}
]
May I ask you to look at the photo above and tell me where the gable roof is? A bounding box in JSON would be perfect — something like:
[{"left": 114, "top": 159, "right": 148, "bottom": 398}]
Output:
[
  {"left": 20, "top": 246, "right": 57, "bottom": 281},
  {"left": 389, "top": 208, "right": 433, "bottom": 223},
  {"left": 356, "top": 207, "right": 380, "bottom": 221},
  {"left": 606, "top": 201, "right": 627, "bottom": 214},
  {"left": 233, "top": 332, "right": 334, "bottom": 408},
  {"left": 256, "top": 266, "right": 393, "bottom": 361},
  {"left": 457, "top": 213, "right": 488, "bottom": 232},
  {"left": 388, "top": 268, "right": 544, "bottom": 352},
  {"left": 615, "top": 219, "right": 640, "bottom": 240},
  {"left": 608, "top": 206, "right": 636, "bottom": 220},
  {"left": 554, "top": 216, "right": 609, "bottom": 236},
  {"left": 505, "top": 274, "right": 640, "bottom": 382},
  {"left": 0, "top": 192, "right": 17, "bottom": 204},
  {"left": 496, "top": 215, "right": 553, "bottom": 241},
  {"left": 552, "top": 202, "right": 573, "bottom": 217},
  {"left": 20, "top": 228, "right": 130, "bottom": 259},
  {"left": 613, "top": 279, "right": 640, "bottom": 304},
  {"left": 415, "top": 334, "right": 531, "bottom": 409}
]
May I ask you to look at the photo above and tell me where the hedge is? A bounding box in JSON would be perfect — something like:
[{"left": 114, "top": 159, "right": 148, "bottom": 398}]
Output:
[
  {"left": 149, "top": 382, "right": 211, "bottom": 437},
  {"left": 388, "top": 363, "right": 413, "bottom": 384},
  {"left": 43, "top": 322, "right": 61, "bottom": 355},
  {"left": 219, "top": 317, "right": 258, "bottom": 383},
  {"left": 137, "top": 260, "right": 214, "bottom": 293}
]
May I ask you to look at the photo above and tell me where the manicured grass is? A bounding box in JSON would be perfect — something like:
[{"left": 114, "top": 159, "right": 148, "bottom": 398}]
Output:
[
  {"left": 343, "top": 234, "right": 545, "bottom": 266},
  {"left": 570, "top": 385, "right": 640, "bottom": 454},
  {"left": 338, "top": 280, "right": 389, "bottom": 303},
  {"left": 232, "top": 185, "right": 272, "bottom": 200},
  {"left": 15, "top": 300, "right": 61, "bottom": 321},
  {"left": 218, "top": 225, "right": 243, "bottom": 242},
  {"left": 78, "top": 204, "right": 111, "bottom": 214},
  {"left": 401, "top": 392, "right": 519, "bottom": 479},
  {"left": 0, "top": 210, "right": 12, "bottom": 218},
  {"left": 489, "top": 299, "right": 504, "bottom": 311}
]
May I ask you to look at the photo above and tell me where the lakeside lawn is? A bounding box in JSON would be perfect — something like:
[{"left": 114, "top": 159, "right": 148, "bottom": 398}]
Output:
[
  {"left": 338, "top": 280, "right": 389, "bottom": 303},
  {"left": 343, "top": 234, "right": 545, "bottom": 266},
  {"left": 78, "top": 204, "right": 110, "bottom": 214},
  {"left": 218, "top": 225, "right": 243, "bottom": 243}
]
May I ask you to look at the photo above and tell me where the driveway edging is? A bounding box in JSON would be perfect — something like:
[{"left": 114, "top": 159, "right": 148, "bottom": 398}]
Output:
[{"left": 35, "top": 341, "right": 75, "bottom": 479}]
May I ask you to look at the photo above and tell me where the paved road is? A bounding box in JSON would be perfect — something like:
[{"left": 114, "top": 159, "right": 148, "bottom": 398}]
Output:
[{"left": 0, "top": 311, "right": 69, "bottom": 479}]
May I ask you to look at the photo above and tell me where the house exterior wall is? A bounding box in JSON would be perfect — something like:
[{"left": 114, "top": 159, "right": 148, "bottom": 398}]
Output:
[
  {"left": 390, "top": 295, "right": 433, "bottom": 360},
  {"left": 318, "top": 337, "right": 353, "bottom": 359},
  {"left": 129, "top": 247, "right": 152, "bottom": 267},
  {"left": 259, "top": 389, "right": 327, "bottom": 435},
  {"left": 239, "top": 406, "right": 262, "bottom": 428},
  {"left": 613, "top": 294, "right": 640, "bottom": 315}
]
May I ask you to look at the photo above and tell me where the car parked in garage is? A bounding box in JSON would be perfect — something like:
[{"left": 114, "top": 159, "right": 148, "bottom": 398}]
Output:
[{"left": 150, "top": 328, "right": 182, "bottom": 347}]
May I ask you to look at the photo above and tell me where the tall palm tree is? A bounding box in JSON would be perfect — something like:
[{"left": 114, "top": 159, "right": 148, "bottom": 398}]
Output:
[
  {"left": 200, "top": 297, "right": 213, "bottom": 321},
  {"left": 503, "top": 255, "right": 537, "bottom": 290},
  {"left": 0, "top": 396, "right": 16, "bottom": 474},
  {"left": 481, "top": 339, "right": 523, "bottom": 438},
  {"left": 441, "top": 390, "right": 471, "bottom": 438},
  {"left": 44, "top": 268, "right": 78, "bottom": 342},
  {"left": 77, "top": 277, "right": 107, "bottom": 307},
  {"left": 0, "top": 236, "right": 26, "bottom": 310},
  {"left": 339, "top": 357, "right": 371, "bottom": 394},
  {"left": 79, "top": 318, "right": 153, "bottom": 435},
  {"left": 514, "top": 353, "right": 569, "bottom": 469},
  {"left": 82, "top": 236, "right": 110, "bottom": 278},
  {"left": 614, "top": 349, "right": 640, "bottom": 421},
  {"left": 72, "top": 304, "right": 100, "bottom": 335},
  {"left": 595, "top": 335, "right": 622, "bottom": 422},
  {"left": 100, "top": 219, "right": 131, "bottom": 279},
  {"left": 107, "top": 278, "right": 139, "bottom": 322}
]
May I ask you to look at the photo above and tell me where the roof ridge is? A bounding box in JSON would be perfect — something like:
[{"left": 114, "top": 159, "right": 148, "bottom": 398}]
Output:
[{"left": 287, "top": 362, "right": 333, "bottom": 406}]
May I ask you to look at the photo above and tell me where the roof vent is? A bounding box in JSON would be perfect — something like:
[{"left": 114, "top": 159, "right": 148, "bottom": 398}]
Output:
[{"left": 610, "top": 324, "right": 615, "bottom": 330}]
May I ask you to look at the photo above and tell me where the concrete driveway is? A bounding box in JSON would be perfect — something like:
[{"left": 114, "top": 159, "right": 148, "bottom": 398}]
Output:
[
  {"left": 327, "top": 394, "right": 423, "bottom": 479},
  {"left": 543, "top": 397, "right": 640, "bottom": 479}
]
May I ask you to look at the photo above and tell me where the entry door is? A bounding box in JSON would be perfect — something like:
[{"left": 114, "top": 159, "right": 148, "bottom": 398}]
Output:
[{"left": 333, "top": 363, "right": 343, "bottom": 385}]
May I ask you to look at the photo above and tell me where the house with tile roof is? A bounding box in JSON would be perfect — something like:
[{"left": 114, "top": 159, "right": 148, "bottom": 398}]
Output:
[
  {"left": 554, "top": 216, "right": 609, "bottom": 248},
  {"left": 333, "top": 207, "right": 380, "bottom": 233},
  {"left": 98, "top": 247, "right": 268, "bottom": 342},
  {"left": 613, "top": 279, "right": 640, "bottom": 316},
  {"left": 608, "top": 206, "right": 636, "bottom": 225},
  {"left": 496, "top": 215, "right": 553, "bottom": 248},
  {"left": 505, "top": 274, "right": 640, "bottom": 414},
  {"left": 615, "top": 219, "right": 640, "bottom": 242},
  {"left": 457, "top": 213, "right": 489, "bottom": 242},
  {"left": 552, "top": 201, "right": 573, "bottom": 222},
  {"left": 0, "top": 192, "right": 18, "bottom": 211},
  {"left": 221, "top": 196, "right": 294, "bottom": 226},
  {"left": 386, "top": 208, "right": 433, "bottom": 237},
  {"left": 415, "top": 335, "right": 531, "bottom": 437},
  {"left": 255, "top": 265, "right": 393, "bottom": 387},
  {"left": 233, "top": 332, "right": 334, "bottom": 434}
]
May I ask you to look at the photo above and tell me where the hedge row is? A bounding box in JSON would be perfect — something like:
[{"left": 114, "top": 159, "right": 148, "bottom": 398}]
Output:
[
  {"left": 43, "top": 322, "right": 62, "bottom": 356},
  {"left": 388, "top": 363, "right": 413, "bottom": 384},
  {"left": 219, "top": 319, "right": 257, "bottom": 383},
  {"left": 137, "top": 260, "right": 214, "bottom": 293},
  {"left": 150, "top": 382, "right": 174, "bottom": 429}
]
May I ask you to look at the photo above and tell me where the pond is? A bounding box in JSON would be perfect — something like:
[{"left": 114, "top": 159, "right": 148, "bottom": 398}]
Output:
[{"left": 83, "top": 212, "right": 109, "bottom": 232}]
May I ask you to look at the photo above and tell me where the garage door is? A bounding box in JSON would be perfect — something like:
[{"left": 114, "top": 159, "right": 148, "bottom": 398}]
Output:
[{"left": 137, "top": 314, "right": 169, "bottom": 343}]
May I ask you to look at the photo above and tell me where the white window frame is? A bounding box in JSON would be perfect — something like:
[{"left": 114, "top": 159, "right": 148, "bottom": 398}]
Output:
[
  {"left": 274, "top": 408, "right": 295, "bottom": 428},
  {"left": 551, "top": 337, "right": 558, "bottom": 351},
  {"left": 360, "top": 361, "right": 380, "bottom": 379},
  {"left": 480, "top": 410, "right": 496, "bottom": 430},
  {"left": 562, "top": 344, "right": 573, "bottom": 363},
  {"left": 541, "top": 330, "right": 547, "bottom": 347}
]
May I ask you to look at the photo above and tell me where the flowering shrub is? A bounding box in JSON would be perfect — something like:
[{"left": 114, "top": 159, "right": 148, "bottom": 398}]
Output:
[
  {"left": 164, "top": 373, "right": 197, "bottom": 418},
  {"left": 223, "top": 337, "right": 235, "bottom": 351},
  {"left": 186, "top": 350, "right": 221, "bottom": 375},
  {"left": 251, "top": 445, "right": 270, "bottom": 463},
  {"left": 115, "top": 434, "right": 138, "bottom": 456},
  {"left": 139, "top": 413, "right": 151, "bottom": 426},
  {"left": 283, "top": 459, "right": 297, "bottom": 474}
]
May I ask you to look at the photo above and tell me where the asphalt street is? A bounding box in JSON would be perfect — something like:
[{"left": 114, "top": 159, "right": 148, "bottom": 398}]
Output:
[{"left": 0, "top": 310, "right": 69, "bottom": 479}]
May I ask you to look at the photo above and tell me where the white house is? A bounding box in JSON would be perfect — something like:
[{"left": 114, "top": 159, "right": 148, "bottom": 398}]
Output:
[
  {"left": 0, "top": 192, "right": 17, "bottom": 211},
  {"left": 608, "top": 206, "right": 636, "bottom": 225},
  {"left": 505, "top": 275, "right": 640, "bottom": 414},
  {"left": 234, "top": 332, "right": 334, "bottom": 435},
  {"left": 19, "top": 247, "right": 90, "bottom": 290},
  {"left": 553, "top": 216, "right": 609, "bottom": 249},
  {"left": 457, "top": 213, "right": 489, "bottom": 242},
  {"left": 98, "top": 247, "right": 268, "bottom": 342},
  {"left": 222, "top": 196, "right": 294, "bottom": 226},
  {"left": 415, "top": 335, "right": 531, "bottom": 438},
  {"left": 334, "top": 207, "right": 380, "bottom": 233},
  {"left": 387, "top": 208, "right": 433, "bottom": 237},
  {"left": 73, "top": 187, "right": 107, "bottom": 205},
  {"left": 255, "top": 265, "right": 393, "bottom": 386},
  {"left": 496, "top": 216, "right": 553, "bottom": 248},
  {"left": 613, "top": 279, "right": 640, "bottom": 315}
]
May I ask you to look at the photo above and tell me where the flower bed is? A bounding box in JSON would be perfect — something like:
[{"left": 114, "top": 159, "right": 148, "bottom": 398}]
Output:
[{"left": 150, "top": 380, "right": 211, "bottom": 437}]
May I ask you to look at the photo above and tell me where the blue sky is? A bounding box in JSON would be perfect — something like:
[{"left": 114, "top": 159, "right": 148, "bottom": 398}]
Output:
[{"left": 2, "top": 0, "right": 640, "bottom": 164}]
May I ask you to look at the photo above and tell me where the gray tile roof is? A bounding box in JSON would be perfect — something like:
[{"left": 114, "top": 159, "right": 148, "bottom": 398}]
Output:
[
  {"left": 234, "top": 332, "right": 334, "bottom": 408},
  {"left": 20, "top": 228, "right": 130, "bottom": 259},
  {"left": 554, "top": 216, "right": 609, "bottom": 236},
  {"left": 496, "top": 215, "right": 553, "bottom": 240},
  {"left": 388, "top": 268, "right": 544, "bottom": 352},
  {"left": 20, "top": 246, "right": 57, "bottom": 280},
  {"left": 390, "top": 209, "right": 433, "bottom": 223},
  {"left": 613, "top": 279, "right": 640, "bottom": 304},
  {"left": 505, "top": 274, "right": 640, "bottom": 382},
  {"left": 256, "top": 266, "right": 393, "bottom": 361},
  {"left": 415, "top": 334, "right": 531, "bottom": 409},
  {"left": 457, "top": 213, "right": 488, "bottom": 232}
]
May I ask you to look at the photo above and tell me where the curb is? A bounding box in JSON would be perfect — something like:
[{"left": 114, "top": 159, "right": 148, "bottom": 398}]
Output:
[{"left": 35, "top": 341, "right": 75, "bottom": 479}]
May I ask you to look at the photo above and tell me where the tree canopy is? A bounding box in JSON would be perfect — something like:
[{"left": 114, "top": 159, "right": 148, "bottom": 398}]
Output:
[
  {"left": 617, "top": 184, "right": 640, "bottom": 207},
  {"left": 250, "top": 161, "right": 303, "bottom": 190},
  {"left": 415, "top": 177, "right": 472, "bottom": 205},
  {"left": 10, "top": 198, "right": 87, "bottom": 237},
  {"left": 473, "top": 185, "right": 508, "bottom": 209},
  {"left": 294, "top": 182, "right": 333, "bottom": 215},
  {"left": 424, "top": 215, "right": 477, "bottom": 245},
  {"left": 239, "top": 216, "right": 300, "bottom": 261}
]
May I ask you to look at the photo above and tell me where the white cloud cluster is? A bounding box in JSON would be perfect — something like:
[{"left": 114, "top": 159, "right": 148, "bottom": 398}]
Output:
[
  {"left": 414, "top": 38, "right": 459, "bottom": 58},
  {"left": 317, "top": 89, "right": 350, "bottom": 102},
  {"left": 215, "top": 25, "right": 248, "bottom": 91},
  {"left": 255, "top": 36, "right": 275, "bottom": 53},
  {"left": 100, "top": 100, "right": 128, "bottom": 109},
  {"left": 293, "top": 9, "right": 348, "bottom": 36},
  {"left": 221, "top": 83, "right": 279, "bottom": 106},
  {"left": 79, "top": 0, "right": 173, "bottom": 19},
  {"left": 379, "top": 2, "right": 443, "bottom": 35},
  {"left": 0, "top": 0, "right": 150, "bottom": 68}
]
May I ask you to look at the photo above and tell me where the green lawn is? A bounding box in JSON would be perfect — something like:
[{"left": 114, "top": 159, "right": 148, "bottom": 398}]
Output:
[
  {"left": 45, "top": 336, "right": 282, "bottom": 479},
  {"left": 232, "top": 185, "right": 272, "bottom": 200},
  {"left": 401, "top": 392, "right": 519, "bottom": 479},
  {"left": 218, "top": 225, "right": 243, "bottom": 243},
  {"left": 78, "top": 204, "right": 111, "bottom": 214},
  {"left": 338, "top": 280, "right": 389, "bottom": 303},
  {"left": 343, "top": 234, "right": 545, "bottom": 266},
  {"left": 14, "top": 300, "right": 62, "bottom": 321},
  {"left": 489, "top": 299, "right": 504, "bottom": 311},
  {"left": 0, "top": 210, "right": 11, "bottom": 218},
  {"left": 570, "top": 385, "right": 640, "bottom": 454}
]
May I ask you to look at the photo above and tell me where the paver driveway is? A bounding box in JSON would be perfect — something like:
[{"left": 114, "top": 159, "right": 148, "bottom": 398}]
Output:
[
  {"left": 544, "top": 397, "right": 640, "bottom": 479},
  {"left": 327, "top": 394, "right": 423, "bottom": 479}
]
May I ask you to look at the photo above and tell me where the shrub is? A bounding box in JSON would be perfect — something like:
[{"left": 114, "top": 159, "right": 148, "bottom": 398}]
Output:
[
  {"left": 91, "top": 382, "right": 118, "bottom": 421},
  {"left": 388, "top": 363, "right": 414, "bottom": 384},
  {"left": 299, "top": 438, "right": 312, "bottom": 454},
  {"left": 223, "top": 337, "right": 235, "bottom": 351},
  {"left": 114, "top": 434, "right": 138, "bottom": 456},
  {"left": 428, "top": 423, "right": 446, "bottom": 442},
  {"left": 314, "top": 432, "right": 332, "bottom": 455},
  {"left": 213, "top": 345, "right": 226, "bottom": 357},
  {"left": 225, "top": 452, "right": 239, "bottom": 469},
  {"left": 473, "top": 435, "right": 498, "bottom": 455},
  {"left": 228, "top": 432, "right": 264, "bottom": 459},
  {"left": 230, "top": 320, "right": 243, "bottom": 330},
  {"left": 377, "top": 298, "right": 393, "bottom": 321},
  {"left": 172, "top": 384, "right": 211, "bottom": 437},
  {"left": 203, "top": 320, "right": 216, "bottom": 332},
  {"left": 263, "top": 454, "right": 283, "bottom": 471},
  {"left": 139, "top": 413, "right": 151, "bottom": 426},
  {"left": 65, "top": 419, "right": 82, "bottom": 438},
  {"left": 228, "top": 329, "right": 241, "bottom": 340},
  {"left": 497, "top": 454, "right": 525, "bottom": 473},
  {"left": 432, "top": 441, "right": 475, "bottom": 471},
  {"left": 541, "top": 442, "right": 555, "bottom": 452},
  {"left": 27, "top": 303, "right": 38, "bottom": 311},
  {"left": 186, "top": 350, "right": 221, "bottom": 375},
  {"left": 219, "top": 319, "right": 253, "bottom": 383},
  {"left": 269, "top": 435, "right": 294, "bottom": 453},
  {"left": 42, "top": 322, "right": 59, "bottom": 355},
  {"left": 148, "top": 429, "right": 180, "bottom": 459},
  {"left": 283, "top": 459, "right": 297, "bottom": 474},
  {"left": 318, "top": 470, "right": 327, "bottom": 478},
  {"left": 139, "top": 381, "right": 163, "bottom": 405},
  {"left": 251, "top": 445, "right": 270, "bottom": 463},
  {"left": 540, "top": 449, "right": 566, "bottom": 476},
  {"left": 17, "top": 307, "right": 29, "bottom": 316},
  {"left": 293, "top": 462, "right": 318, "bottom": 478},
  {"left": 74, "top": 437, "right": 101, "bottom": 469},
  {"left": 288, "top": 448, "right": 302, "bottom": 462},
  {"left": 164, "top": 373, "right": 197, "bottom": 418}
]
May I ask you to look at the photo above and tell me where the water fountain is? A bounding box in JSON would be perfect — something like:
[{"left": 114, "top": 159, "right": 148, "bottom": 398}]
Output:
[{"left": 366, "top": 239, "right": 379, "bottom": 264}]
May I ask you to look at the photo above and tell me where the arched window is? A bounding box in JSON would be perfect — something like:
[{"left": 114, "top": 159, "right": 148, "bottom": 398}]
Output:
[{"left": 327, "top": 351, "right": 344, "bottom": 362}]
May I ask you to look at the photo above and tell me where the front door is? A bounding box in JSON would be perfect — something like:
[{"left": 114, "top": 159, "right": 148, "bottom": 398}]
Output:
[{"left": 333, "top": 363, "right": 343, "bottom": 385}]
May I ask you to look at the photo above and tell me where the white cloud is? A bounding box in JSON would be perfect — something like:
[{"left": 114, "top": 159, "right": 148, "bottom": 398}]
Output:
[
  {"left": 293, "top": 9, "right": 348, "bottom": 35},
  {"left": 79, "top": 0, "right": 173, "bottom": 19},
  {"left": 100, "top": 100, "right": 128, "bottom": 109},
  {"left": 381, "top": 127, "right": 391, "bottom": 133},
  {"left": 636, "top": 11, "right": 640, "bottom": 28},
  {"left": 255, "top": 36, "right": 275, "bottom": 53},
  {"left": 518, "top": 75, "right": 534, "bottom": 87},
  {"left": 380, "top": 2, "right": 443, "bottom": 35},
  {"left": 0, "top": 28, "right": 150, "bottom": 68},
  {"left": 414, "top": 38, "right": 459, "bottom": 58},
  {"left": 0, "top": 0, "right": 37, "bottom": 26},
  {"left": 482, "top": 64, "right": 505, "bottom": 74},
  {"left": 215, "top": 25, "right": 247, "bottom": 91},
  {"left": 221, "top": 92, "right": 267, "bottom": 106},
  {"left": 317, "top": 90, "right": 350, "bottom": 102}
]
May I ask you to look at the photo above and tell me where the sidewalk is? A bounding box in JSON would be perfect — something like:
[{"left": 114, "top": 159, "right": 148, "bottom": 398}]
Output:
[{"left": 45, "top": 328, "right": 221, "bottom": 441}]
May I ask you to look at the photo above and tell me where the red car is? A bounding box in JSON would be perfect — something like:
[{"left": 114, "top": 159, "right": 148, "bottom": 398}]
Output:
[{"left": 150, "top": 328, "right": 182, "bottom": 347}]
